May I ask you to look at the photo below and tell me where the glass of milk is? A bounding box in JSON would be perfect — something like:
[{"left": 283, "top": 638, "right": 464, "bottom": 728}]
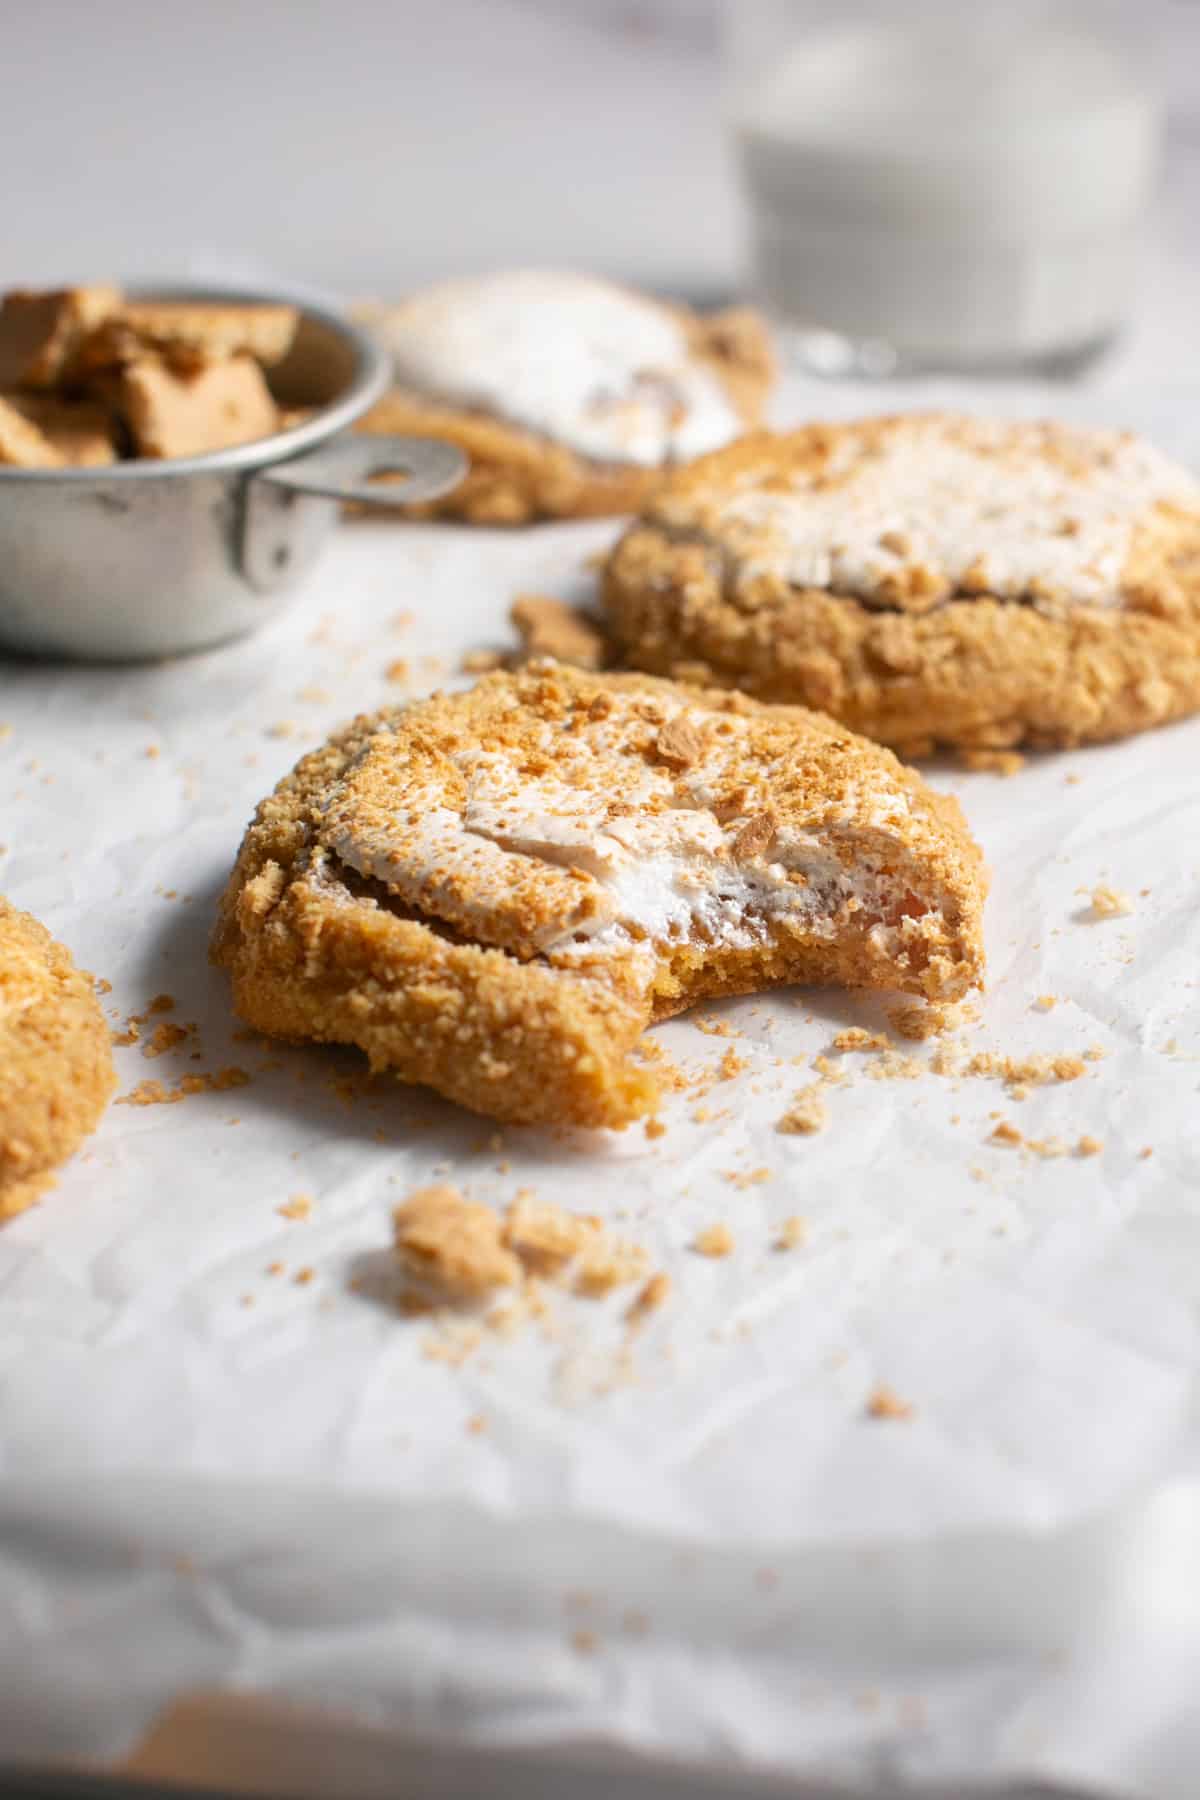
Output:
[{"left": 726, "top": 2, "right": 1162, "bottom": 375}]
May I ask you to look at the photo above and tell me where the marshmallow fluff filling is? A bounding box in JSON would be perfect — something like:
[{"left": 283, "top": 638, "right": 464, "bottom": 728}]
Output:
[
  {"left": 660, "top": 417, "right": 1200, "bottom": 609},
  {"left": 320, "top": 705, "right": 940, "bottom": 992},
  {"left": 374, "top": 271, "right": 742, "bottom": 468}
]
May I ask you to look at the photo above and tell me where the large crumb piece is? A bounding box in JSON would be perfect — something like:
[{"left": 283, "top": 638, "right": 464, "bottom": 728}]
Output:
[
  {"left": 1089, "top": 884, "right": 1133, "bottom": 919},
  {"left": 503, "top": 1189, "right": 600, "bottom": 1275},
  {"left": 392, "top": 1185, "right": 522, "bottom": 1299},
  {"left": 990, "top": 1119, "right": 1023, "bottom": 1146},
  {"left": 777, "top": 1083, "right": 828, "bottom": 1135},
  {"left": 0, "top": 285, "right": 120, "bottom": 388},
  {"left": 510, "top": 594, "right": 608, "bottom": 670}
]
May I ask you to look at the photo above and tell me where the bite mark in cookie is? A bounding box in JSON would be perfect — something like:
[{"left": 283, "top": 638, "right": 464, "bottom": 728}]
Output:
[{"left": 212, "top": 664, "right": 986, "bottom": 1129}]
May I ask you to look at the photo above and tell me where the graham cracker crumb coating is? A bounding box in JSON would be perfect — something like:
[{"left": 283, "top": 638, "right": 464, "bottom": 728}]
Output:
[
  {"left": 603, "top": 414, "right": 1200, "bottom": 752},
  {"left": 212, "top": 662, "right": 985, "bottom": 1129},
  {"left": 0, "top": 898, "right": 116, "bottom": 1218}
]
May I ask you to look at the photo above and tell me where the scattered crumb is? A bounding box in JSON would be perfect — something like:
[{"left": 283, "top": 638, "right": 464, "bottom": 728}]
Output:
[
  {"left": 693, "top": 1223, "right": 735, "bottom": 1259},
  {"left": 693, "top": 1014, "right": 736, "bottom": 1039},
  {"left": 1026, "top": 1137, "right": 1067, "bottom": 1160},
  {"left": 1083, "top": 1044, "right": 1106, "bottom": 1062},
  {"left": 384, "top": 658, "right": 410, "bottom": 684},
  {"left": 833, "top": 1028, "right": 890, "bottom": 1053},
  {"left": 266, "top": 1261, "right": 285, "bottom": 1277},
  {"left": 570, "top": 1629, "right": 597, "bottom": 1655},
  {"left": 864, "top": 1051, "right": 924, "bottom": 1082},
  {"left": 887, "top": 1001, "right": 971, "bottom": 1042},
  {"left": 0, "top": 724, "right": 11, "bottom": 743},
  {"left": 626, "top": 1271, "right": 671, "bottom": 1325},
  {"left": 777, "top": 1084, "right": 828, "bottom": 1135},
  {"left": 460, "top": 647, "right": 505, "bottom": 674},
  {"left": 959, "top": 748, "right": 1025, "bottom": 777},
  {"left": 1076, "top": 1135, "right": 1104, "bottom": 1157},
  {"left": 1089, "top": 884, "right": 1133, "bottom": 919},
  {"left": 644, "top": 1117, "right": 667, "bottom": 1141},
  {"left": 717, "top": 1046, "right": 748, "bottom": 1081},
  {"left": 391, "top": 609, "right": 413, "bottom": 633},
  {"left": 293, "top": 1267, "right": 315, "bottom": 1286},
  {"left": 990, "top": 1120, "right": 1023, "bottom": 1146},
  {"left": 466, "top": 1413, "right": 487, "bottom": 1435},
  {"left": 510, "top": 593, "right": 607, "bottom": 669},
  {"left": 116, "top": 1066, "right": 250, "bottom": 1105},
  {"left": 266, "top": 720, "right": 296, "bottom": 739},
  {"left": 144, "top": 744, "right": 161, "bottom": 759},
  {"left": 297, "top": 684, "right": 332, "bottom": 704},
  {"left": 722, "top": 1166, "right": 773, "bottom": 1190},
  {"left": 1139, "top": 1146, "right": 1154, "bottom": 1160},
  {"left": 277, "top": 1194, "right": 313, "bottom": 1221},
  {"left": 775, "top": 1215, "right": 807, "bottom": 1251},
  {"left": 1032, "top": 994, "right": 1058, "bottom": 1012},
  {"left": 142, "top": 1020, "right": 190, "bottom": 1058},
  {"left": 866, "top": 1385, "right": 914, "bottom": 1421}
]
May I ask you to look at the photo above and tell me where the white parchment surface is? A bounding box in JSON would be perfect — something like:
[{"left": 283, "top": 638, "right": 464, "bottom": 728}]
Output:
[{"left": 2, "top": 375, "right": 1199, "bottom": 1798}]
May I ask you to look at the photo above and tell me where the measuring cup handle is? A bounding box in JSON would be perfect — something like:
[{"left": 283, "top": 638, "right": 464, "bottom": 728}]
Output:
[{"left": 251, "top": 434, "right": 468, "bottom": 508}]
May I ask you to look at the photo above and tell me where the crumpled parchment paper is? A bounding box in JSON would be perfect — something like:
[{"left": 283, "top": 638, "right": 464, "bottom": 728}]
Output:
[{"left": 1, "top": 373, "right": 1199, "bottom": 1800}]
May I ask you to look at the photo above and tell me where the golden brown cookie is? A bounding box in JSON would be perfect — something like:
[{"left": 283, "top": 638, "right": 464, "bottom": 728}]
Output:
[
  {"left": 354, "top": 272, "right": 774, "bottom": 523},
  {"left": 602, "top": 414, "right": 1200, "bottom": 754},
  {"left": 0, "top": 899, "right": 116, "bottom": 1219},
  {"left": 211, "top": 663, "right": 985, "bottom": 1129}
]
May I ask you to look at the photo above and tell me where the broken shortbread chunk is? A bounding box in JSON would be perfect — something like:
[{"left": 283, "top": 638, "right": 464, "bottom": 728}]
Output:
[
  {"left": 213, "top": 663, "right": 986, "bottom": 1129},
  {"left": 2, "top": 392, "right": 115, "bottom": 466},
  {"left": 0, "top": 285, "right": 120, "bottom": 389},
  {"left": 109, "top": 301, "right": 298, "bottom": 368},
  {"left": 118, "top": 354, "right": 279, "bottom": 459},
  {"left": 0, "top": 396, "right": 64, "bottom": 468}
]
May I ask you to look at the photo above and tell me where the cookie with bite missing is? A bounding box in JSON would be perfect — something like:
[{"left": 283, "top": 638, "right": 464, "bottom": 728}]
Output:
[
  {"left": 354, "top": 271, "right": 774, "bottom": 523},
  {"left": 211, "top": 662, "right": 985, "bottom": 1130},
  {"left": 601, "top": 413, "right": 1200, "bottom": 754},
  {"left": 0, "top": 899, "right": 116, "bottom": 1219}
]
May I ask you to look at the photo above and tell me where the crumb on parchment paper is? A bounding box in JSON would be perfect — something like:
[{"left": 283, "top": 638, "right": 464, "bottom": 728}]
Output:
[
  {"left": 117, "top": 1067, "right": 250, "bottom": 1105},
  {"left": 692, "top": 1223, "right": 735, "bottom": 1259},
  {"left": 865, "top": 1385, "right": 914, "bottom": 1421},
  {"left": 775, "top": 1215, "right": 807, "bottom": 1251},
  {"left": 1088, "top": 884, "right": 1133, "bottom": 919},
  {"left": 777, "top": 1084, "right": 828, "bottom": 1135}
]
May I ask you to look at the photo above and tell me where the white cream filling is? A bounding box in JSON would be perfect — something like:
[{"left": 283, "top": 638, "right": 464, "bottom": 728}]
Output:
[
  {"left": 374, "top": 270, "right": 743, "bottom": 468},
  {"left": 668, "top": 418, "right": 1200, "bottom": 608},
  {"left": 326, "top": 710, "right": 914, "bottom": 970}
]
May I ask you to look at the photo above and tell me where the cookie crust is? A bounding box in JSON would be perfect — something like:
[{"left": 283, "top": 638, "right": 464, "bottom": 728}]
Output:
[
  {"left": 0, "top": 899, "right": 116, "bottom": 1218},
  {"left": 212, "top": 665, "right": 985, "bottom": 1129},
  {"left": 603, "top": 416, "right": 1200, "bottom": 753},
  {"left": 355, "top": 294, "right": 774, "bottom": 525}
]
